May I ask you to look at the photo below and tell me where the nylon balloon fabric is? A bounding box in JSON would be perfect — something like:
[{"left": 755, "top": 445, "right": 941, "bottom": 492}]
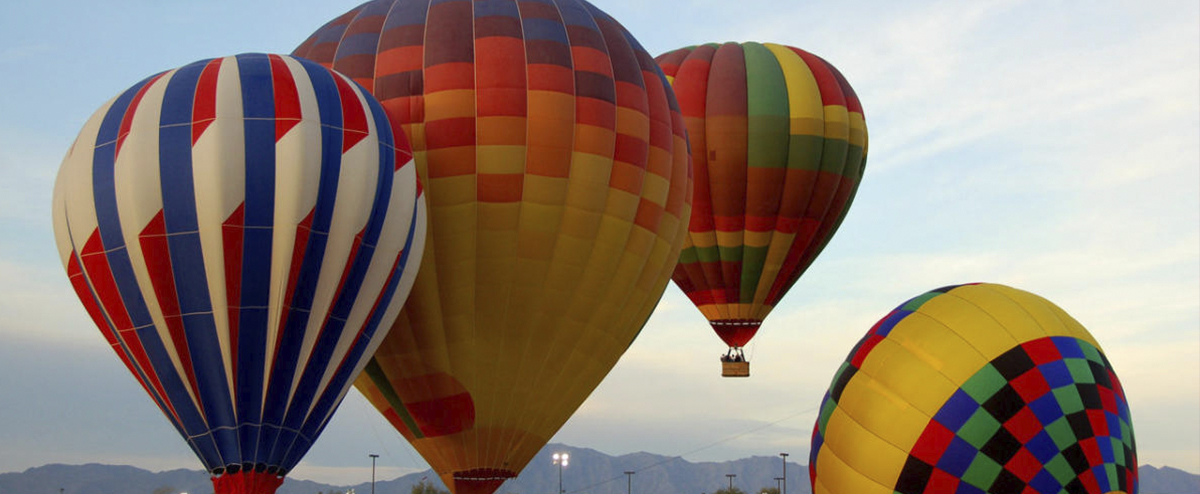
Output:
[
  {"left": 294, "top": 2, "right": 692, "bottom": 494},
  {"left": 655, "top": 42, "right": 867, "bottom": 354},
  {"left": 809, "top": 283, "right": 1138, "bottom": 494},
  {"left": 51, "top": 53, "right": 427, "bottom": 494}
]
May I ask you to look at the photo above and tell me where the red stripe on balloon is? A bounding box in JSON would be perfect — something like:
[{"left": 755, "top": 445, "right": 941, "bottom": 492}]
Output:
[
  {"left": 333, "top": 71, "right": 370, "bottom": 152},
  {"left": 138, "top": 210, "right": 204, "bottom": 403},
  {"left": 191, "top": 58, "right": 222, "bottom": 145},
  {"left": 115, "top": 73, "right": 167, "bottom": 160},
  {"left": 270, "top": 54, "right": 303, "bottom": 142},
  {"left": 222, "top": 203, "right": 246, "bottom": 383}
]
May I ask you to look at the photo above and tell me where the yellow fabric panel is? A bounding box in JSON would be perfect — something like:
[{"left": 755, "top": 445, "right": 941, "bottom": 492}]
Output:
[
  {"left": 424, "top": 89, "right": 475, "bottom": 120},
  {"left": 763, "top": 43, "right": 824, "bottom": 130},
  {"left": 616, "top": 107, "right": 651, "bottom": 145},
  {"left": 475, "top": 145, "right": 526, "bottom": 174},
  {"left": 917, "top": 292, "right": 1020, "bottom": 362},
  {"left": 848, "top": 112, "right": 867, "bottom": 151},
  {"left": 949, "top": 284, "right": 1050, "bottom": 345},
  {"left": 822, "top": 407, "right": 909, "bottom": 490},
  {"left": 857, "top": 338, "right": 959, "bottom": 417},
  {"left": 886, "top": 311, "right": 989, "bottom": 387},
  {"left": 837, "top": 371, "right": 930, "bottom": 451},
  {"left": 822, "top": 105, "right": 850, "bottom": 142}
]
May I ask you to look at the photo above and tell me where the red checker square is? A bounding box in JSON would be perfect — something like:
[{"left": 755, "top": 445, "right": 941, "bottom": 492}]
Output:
[
  {"left": 1020, "top": 487, "right": 1039, "bottom": 494},
  {"left": 1098, "top": 386, "right": 1118, "bottom": 413},
  {"left": 1021, "top": 338, "right": 1063, "bottom": 364},
  {"left": 850, "top": 334, "right": 884, "bottom": 368},
  {"left": 615, "top": 80, "right": 649, "bottom": 113},
  {"left": 1004, "top": 448, "right": 1043, "bottom": 482},
  {"left": 1078, "top": 469, "right": 1101, "bottom": 494},
  {"left": 1010, "top": 368, "right": 1052, "bottom": 403},
  {"left": 1004, "top": 407, "right": 1045, "bottom": 443},
  {"left": 1079, "top": 437, "right": 1102, "bottom": 465},
  {"left": 1086, "top": 409, "right": 1109, "bottom": 436},
  {"left": 910, "top": 421, "right": 955, "bottom": 465},
  {"left": 925, "top": 468, "right": 960, "bottom": 494}
]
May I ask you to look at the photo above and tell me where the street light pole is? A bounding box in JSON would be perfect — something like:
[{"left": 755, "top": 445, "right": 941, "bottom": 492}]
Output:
[
  {"left": 553, "top": 452, "right": 570, "bottom": 494},
  {"left": 625, "top": 471, "right": 635, "bottom": 494},
  {"left": 726, "top": 474, "right": 736, "bottom": 492},
  {"left": 369, "top": 453, "right": 380, "bottom": 494},
  {"left": 774, "top": 478, "right": 783, "bottom": 493},
  {"left": 779, "top": 452, "right": 789, "bottom": 494}
]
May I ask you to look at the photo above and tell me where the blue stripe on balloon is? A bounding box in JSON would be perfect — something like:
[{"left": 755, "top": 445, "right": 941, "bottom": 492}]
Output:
[
  {"left": 159, "top": 57, "right": 240, "bottom": 468},
  {"left": 474, "top": 0, "right": 519, "bottom": 18},
  {"left": 91, "top": 72, "right": 211, "bottom": 445},
  {"left": 234, "top": 53, "right": 277, "bottom": 468},
  {"left": 385, "top": 0, "right": 430, "bottom": 29},
  {"left": 260, "top": 56, "right": 344, "bottom": 468},
  {"left": 522, "top": 18, "right": 569, "bottom": 45}
]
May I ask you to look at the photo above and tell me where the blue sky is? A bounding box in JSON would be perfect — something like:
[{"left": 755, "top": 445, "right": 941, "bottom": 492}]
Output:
[{"left": 0, "top": 0, "right": 1196, "bottom": 486}]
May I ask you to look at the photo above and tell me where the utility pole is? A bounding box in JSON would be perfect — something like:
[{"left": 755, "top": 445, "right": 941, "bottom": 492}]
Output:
[
  {"left": 779, "top": 452, "right": 789, "bottom": 494},
  {"left": 774, "top": 478, "right": 783, "bottom": 493},
  {"left": 625, "top": 471, "right": 635, "bottom": 494},
  {"left": 369, "top": 453, "right": 380, "bottom": 494},
  {"left": 726, "top": 474, "right": 736, "bottom": 492}
]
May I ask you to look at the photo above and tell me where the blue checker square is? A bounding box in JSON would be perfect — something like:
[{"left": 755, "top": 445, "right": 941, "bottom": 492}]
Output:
[
  {"left": 1051, "top": 336, "right": 1086, "bottom": 359},
  {"left": 874, "top": 309, "right": 910, "bottom": 337},
  {"left": 1092, "top": 464, "right": 1112, "bottom": 492},
  {"left": 1098, "top": 435, "right": 1115, "bottom": 463},
  {"left": 1106, "top": 411, "right": 1122, "bottom": 440},
  {"left": 1039, "top": 360, "right": 1075, "bottom": 389},
  {"left": 1030, "top": 469, "right": 1062, "bottom": 494},
  {"left": 953, "top": 481, "right": 986, "bottom": 494},
  {"left": 1026, "top": 430, "right": 1060, "bottom": 464},
  {"left": 935, "top": 389, "right": 980, "bottom": 431},
  {"left": 937, "top": 436, "right": 978, "bottom": 477},
  {"left": 1029, "top": 392, "right": 1065, "bottom": 424}
]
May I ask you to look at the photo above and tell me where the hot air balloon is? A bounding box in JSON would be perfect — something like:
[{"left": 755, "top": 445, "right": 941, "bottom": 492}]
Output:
[
  {"left": 51, "top": 53, "right": 426, "bottom": 494},
  {"left": 655, "top": 42, "right": 867, "bottom": 377},
  {"left": 294, "top": 2, "right": 692, "bottom": 493},
  {"left": 809, "top": 283, "right": 1138, "bottom": 494}
]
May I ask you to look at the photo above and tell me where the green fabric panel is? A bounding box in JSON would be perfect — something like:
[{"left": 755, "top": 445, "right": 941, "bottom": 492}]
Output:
[
  {"left": 902, "top": 291, "right": 943, "bottom": 311},
  {"left": 1065, "top": 358, "right": 1096, "bottom": 384},
  {"left": 363, "top": 359, "right": 424, "bottom": 439},
  {"left": 1112, "top": 437, "right": 1125, "bottom": 465},
  {"left": 962, "top": 364, "right": 1007, "bottom": 403},
  {"left": 678, "top": 246, "right": 699, "bottom": 265},
  {"left": 959, "top": 408, "right": 1002, "bottom": 449},
  {"left": 742, "top": 42, "right": 789, "bottom": 170},
  {"left": 819, "top": 137, "right": 850, "bottom": 175},
  {"left": 1080, "top": 341, "right": 1103, "bottom": 363},
  {"left": 818, "top": 393, "right": 837, "bottom": 434},
  {"left": 1053, "top": 386, "right": 1086, "bottom": 414},
  {"left": 1045, "top": 454, "right": 1076, "bottom": 484},
  {"left": 694, "top": 245, "right": 720, "bottom": 263},
  {"left": 739, "top": 245, "right": 769, "bottom": 302},
  {"left": 1105, "top": 462, "right": 1119, "bottom": 488},
  {"left": 787, "top": 134, "right": 825, "bottom": 171},
  {"left": 1046, "top": 416, "right": 1077, "bottom": 449},
  {"left": 718, "top": 245, "right": 743, "bottom": 263},
  {"left": 961, "top": 454, "right": 1002, "bottom": 489}
]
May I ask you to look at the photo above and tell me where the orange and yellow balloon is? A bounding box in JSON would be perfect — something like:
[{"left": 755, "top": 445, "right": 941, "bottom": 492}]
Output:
[{"left": 294, "top": 1, "right": 692, "bottom": 493}]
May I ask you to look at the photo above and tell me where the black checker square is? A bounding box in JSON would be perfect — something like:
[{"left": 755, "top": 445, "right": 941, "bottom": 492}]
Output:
[
  {"left": 1088, "top": 360, "right": 1113, "bottom": 388},
  {"left": 981, "top": 384, "right": 1026, "bottom": 423},
  {"left": 1064, "top": 477, "right": 1087, "bottom": 494},
  {"left": 830, "top": 365, "right": 857, "bottom": 402},
  {"left": 1062, "top": 443, "right": 1092, "bottom": 475},
  {"left": 980, "top": 427, "right": 1022, "bottom": 464},
  {"left": 895, "top": 456, "right": 933, "bottom": 494},
  {"left": 991, "top": 347, "right": 1036, "bottom": 380},
  {"left": 1076, "top": 382, "right": 1103, "bottom": 410},
  {"left": 1117, "top": 464, "right": 1128, "bottom": 488},
  {"left": 987, "top": 468, "right": 1026, "bottom": 494},
  {"left": 1066, "top": 411, "right": 1095, "bottom": 439}
]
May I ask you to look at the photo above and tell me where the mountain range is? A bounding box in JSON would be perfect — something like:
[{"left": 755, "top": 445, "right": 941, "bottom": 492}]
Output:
[{"left": 2, "top": 444, "right": 1195, "bottom": 494}]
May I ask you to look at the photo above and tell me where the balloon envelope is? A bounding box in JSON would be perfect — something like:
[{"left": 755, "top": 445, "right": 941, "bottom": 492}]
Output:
[
  {"left": 295, "top": 2, "right": 691, "bottom": 494},
  {"left": 655, "top": 42, "right": 866, "bottom": 360},
  {"left": 52, "top": 53, "right": 426, "bottom": 494},
  {"left": 809, "top": 283, "right": 1137, "bottom": 494}
]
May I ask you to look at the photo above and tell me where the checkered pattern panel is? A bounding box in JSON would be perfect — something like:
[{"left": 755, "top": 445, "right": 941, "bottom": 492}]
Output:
[{"left": 895, "top": 336, "right": 1137, "bottom": 494}]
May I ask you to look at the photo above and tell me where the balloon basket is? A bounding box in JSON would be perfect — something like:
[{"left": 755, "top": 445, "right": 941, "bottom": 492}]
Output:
[{"left": 721, "top": 361, "right": 750, "bottom": 377}]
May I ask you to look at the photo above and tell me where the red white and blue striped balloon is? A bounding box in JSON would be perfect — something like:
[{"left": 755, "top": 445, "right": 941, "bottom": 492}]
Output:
[{"left": 51, "top": 53, "right": 426, "bottom": 494}]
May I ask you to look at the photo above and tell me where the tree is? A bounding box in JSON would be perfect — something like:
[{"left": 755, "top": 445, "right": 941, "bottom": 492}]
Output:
[
  {"left": 412, "top": 480, "right": 450, "bottom": 494},
  {"left": 714, "top": 487, "right": 746, "bottom": 494},
  {"left": 758, "top": 487, "right": 780, "bottom": 494}
]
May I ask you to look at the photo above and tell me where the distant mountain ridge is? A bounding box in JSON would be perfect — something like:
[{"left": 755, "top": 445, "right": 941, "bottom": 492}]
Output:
[{"left": 2, "top": 444, "right": 1195, "bottom": 494}]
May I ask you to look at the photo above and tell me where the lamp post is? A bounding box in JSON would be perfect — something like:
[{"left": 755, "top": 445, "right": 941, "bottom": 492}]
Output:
[
  {"left": 779, "top": 452, "right": 788, "bottom": 494},
  {"left": 774, "top": 478, "right": 783, "bottom": 493},
  {"left": 369, "top": 453, "right": 380, "bottom": 494},
  {"left": 624, "top": 471, "right": 635, "bottom": 494},
  {"left": 726, "top": 474, "right": 736, "bottom": 492},
  {"left": 552, "top": 452, "right": 570, "bottom": 494}
]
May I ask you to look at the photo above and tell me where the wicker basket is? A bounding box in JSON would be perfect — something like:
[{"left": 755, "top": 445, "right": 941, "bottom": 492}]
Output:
[{"left": 721, "top": 361, "right": 750, "bottom": 377}]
